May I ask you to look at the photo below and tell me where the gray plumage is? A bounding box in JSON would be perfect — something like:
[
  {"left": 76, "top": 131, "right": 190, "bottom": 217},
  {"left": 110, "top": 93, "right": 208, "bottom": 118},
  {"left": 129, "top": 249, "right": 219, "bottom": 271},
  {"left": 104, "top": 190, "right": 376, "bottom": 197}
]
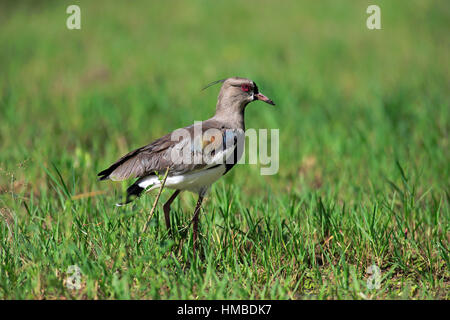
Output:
[
  {"left": 98, "top": 77, "right": 274, "bottom": 185},
  {"left": 98, "top": 77, "right": 275, "bottom": 248},
  {"left": 98, "top": 120, "right": 241, "bottom": 182}
]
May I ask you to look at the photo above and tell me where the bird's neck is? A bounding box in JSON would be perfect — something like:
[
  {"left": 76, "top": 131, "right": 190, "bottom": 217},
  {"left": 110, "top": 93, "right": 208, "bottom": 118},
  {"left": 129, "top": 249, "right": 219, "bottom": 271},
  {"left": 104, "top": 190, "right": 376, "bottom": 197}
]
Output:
[
  {"left": 213, "top": 104, "right": 246, "bottom": 130},
  {"left": 213, "top": 98, "right": 247, "bottom": 130}
]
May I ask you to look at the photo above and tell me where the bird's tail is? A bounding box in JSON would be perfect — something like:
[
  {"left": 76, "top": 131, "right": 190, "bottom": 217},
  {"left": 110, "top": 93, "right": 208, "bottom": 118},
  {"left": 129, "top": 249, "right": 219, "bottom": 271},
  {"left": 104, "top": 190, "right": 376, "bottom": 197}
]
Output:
[
  {"left": 115, "top": 182, "right": 145, "bottom": 207},
  {"left": 115, "top": 175, "right": 160, "bottom": 207}
]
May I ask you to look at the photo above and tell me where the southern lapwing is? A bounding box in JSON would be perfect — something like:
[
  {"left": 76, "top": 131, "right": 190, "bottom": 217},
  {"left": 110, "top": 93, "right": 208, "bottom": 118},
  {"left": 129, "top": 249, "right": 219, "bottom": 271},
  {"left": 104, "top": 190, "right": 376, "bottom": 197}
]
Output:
[{"left": 98, "top": 77, "right": 275, "bottom": 249}]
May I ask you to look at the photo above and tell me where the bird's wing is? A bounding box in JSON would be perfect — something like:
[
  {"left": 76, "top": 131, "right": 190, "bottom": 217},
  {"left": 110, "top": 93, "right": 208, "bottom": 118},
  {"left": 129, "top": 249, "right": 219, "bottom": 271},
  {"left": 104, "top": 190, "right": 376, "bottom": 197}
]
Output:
[{"left": 97, "top": 119, "right": 244, "bottom": 181}]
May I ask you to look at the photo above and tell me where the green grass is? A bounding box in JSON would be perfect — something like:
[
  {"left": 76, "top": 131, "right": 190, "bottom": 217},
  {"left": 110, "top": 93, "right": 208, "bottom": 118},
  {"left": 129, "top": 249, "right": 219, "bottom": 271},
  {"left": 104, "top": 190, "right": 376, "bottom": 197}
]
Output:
[{"left": 0, "top": 0, "right": 448, "bottom": 299}]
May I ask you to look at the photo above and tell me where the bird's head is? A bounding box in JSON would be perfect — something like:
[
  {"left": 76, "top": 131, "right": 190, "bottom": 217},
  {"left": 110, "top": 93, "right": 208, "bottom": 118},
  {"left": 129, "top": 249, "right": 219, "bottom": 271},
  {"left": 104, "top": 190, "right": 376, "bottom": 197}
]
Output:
[{"left": 205, "top": 77, "right": 275, "bottom": 116}]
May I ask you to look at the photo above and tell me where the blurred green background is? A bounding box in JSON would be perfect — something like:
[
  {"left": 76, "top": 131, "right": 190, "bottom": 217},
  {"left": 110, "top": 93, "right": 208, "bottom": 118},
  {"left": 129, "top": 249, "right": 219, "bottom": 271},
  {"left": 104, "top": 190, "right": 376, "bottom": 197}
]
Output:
[
  {"left": 0, "top": 0, "right": 448, "bottom": 195},
  {"left": 0, "top": 1, "right": 448, "bottom": 299}
]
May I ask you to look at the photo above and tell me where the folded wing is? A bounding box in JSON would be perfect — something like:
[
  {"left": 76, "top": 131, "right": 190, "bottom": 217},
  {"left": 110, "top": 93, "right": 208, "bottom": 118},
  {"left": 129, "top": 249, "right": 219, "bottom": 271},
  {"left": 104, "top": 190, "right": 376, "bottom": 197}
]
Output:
[{"left": 97, "top": 119, "right": 244, "bottom": 181}]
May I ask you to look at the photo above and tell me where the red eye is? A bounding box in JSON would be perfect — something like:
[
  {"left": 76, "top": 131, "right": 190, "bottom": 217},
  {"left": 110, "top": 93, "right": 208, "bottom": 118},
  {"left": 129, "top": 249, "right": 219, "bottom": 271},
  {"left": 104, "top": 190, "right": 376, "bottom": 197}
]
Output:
[{"left": 241, "top": 84, "right": 250, "bottom": 92}]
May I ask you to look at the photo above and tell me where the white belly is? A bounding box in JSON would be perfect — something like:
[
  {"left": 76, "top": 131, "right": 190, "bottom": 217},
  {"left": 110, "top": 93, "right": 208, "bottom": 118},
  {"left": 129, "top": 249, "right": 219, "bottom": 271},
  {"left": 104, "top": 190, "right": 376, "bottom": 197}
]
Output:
[{"left": 138, "top": 165, "right": 226, "bottom": 194}]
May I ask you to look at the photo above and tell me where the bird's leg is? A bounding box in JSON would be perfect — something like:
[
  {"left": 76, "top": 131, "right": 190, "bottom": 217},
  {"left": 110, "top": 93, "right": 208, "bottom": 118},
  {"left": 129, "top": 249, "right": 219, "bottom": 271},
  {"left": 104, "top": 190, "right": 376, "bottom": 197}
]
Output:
[
  {"left": 163, "top": 190, "right": 180, "bottom": 232},
  {"left": 192, "top": 194, "right": 204, "bottom": 254}
]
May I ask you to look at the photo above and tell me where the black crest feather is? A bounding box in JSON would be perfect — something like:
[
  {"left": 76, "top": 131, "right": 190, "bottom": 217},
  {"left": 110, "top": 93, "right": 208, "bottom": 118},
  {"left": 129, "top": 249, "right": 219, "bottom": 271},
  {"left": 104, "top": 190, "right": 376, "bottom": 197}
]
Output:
[{"left": 202, "top": 78, "right": 227, "bottom": 91}]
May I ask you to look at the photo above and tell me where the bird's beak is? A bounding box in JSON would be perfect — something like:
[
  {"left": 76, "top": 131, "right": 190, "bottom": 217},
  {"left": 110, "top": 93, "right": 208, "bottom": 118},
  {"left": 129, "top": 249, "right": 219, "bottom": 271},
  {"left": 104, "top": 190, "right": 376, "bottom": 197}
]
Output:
[{"left": 254, "top": 92, "right": 275, "bottom": 105}]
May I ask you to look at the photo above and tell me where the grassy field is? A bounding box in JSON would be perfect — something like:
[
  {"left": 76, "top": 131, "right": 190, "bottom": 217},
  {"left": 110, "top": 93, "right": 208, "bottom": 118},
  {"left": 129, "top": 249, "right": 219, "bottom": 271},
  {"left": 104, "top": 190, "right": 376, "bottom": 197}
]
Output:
[{"left": 0, "top": 0, "right": 448, "bottom": 299}]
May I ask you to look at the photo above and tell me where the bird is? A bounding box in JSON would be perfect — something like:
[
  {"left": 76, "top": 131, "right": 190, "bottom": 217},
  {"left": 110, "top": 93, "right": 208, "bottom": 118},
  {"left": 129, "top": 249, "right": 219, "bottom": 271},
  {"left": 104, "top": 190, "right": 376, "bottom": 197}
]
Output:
[{"left": 97, "top": 77, "right": 275, "bottom": 250}]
